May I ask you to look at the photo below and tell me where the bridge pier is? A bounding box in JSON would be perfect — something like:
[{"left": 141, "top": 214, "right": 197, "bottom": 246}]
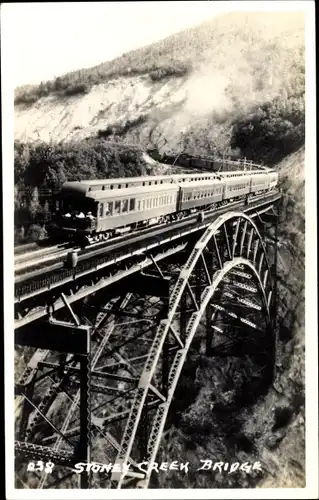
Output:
[{"left": 15, "top": 314, "right": 92, "bottom": 489}]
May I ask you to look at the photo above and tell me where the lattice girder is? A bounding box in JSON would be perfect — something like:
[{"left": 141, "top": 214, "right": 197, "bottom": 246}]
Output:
[{"left": 112, "top": 212, "right": 275, "bottom": 489}]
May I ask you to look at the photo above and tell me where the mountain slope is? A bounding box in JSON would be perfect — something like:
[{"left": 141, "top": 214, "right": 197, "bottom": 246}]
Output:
[{"left": 15, "top": 11, "right": 304, "bottom": 160}]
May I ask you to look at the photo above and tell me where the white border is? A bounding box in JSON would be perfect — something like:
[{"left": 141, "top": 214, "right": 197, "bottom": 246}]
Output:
[{"left": 2, "top": 1, "right": 317, "bottom": 499}]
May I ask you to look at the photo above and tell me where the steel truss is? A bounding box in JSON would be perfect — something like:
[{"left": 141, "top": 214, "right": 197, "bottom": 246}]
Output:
[{"left": 14, "top": 209, "right": 279, "bottom": 490}]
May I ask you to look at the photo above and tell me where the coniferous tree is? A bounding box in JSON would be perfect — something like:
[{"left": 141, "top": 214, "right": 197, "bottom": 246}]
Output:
[{"left": 29, "top": 187, "right": 41, "bottom": 222}]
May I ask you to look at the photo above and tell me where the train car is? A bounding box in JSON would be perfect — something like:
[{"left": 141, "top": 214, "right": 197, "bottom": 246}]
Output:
[
  {"left": 179, "top": 179, "right": 224, "bottom": 212},
  {"left": 268, "top": 171, "right": 278, "bottom": 190},
  {"left": 249, "top": 172, "right": 272, "bottom": 194},
  {"left": 50, "top": 167, "right": 278, "bottom": 245},
  {"left": 52, "top": 181, "right": 180, "bottom": 244},
  {"left": 222, "top": 174, "right": 251, "bottom": 201}
]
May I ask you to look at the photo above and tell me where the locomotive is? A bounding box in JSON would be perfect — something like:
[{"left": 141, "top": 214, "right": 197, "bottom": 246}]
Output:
[{"left": 48, "top": 168, "right": 278, "bottom": 246}]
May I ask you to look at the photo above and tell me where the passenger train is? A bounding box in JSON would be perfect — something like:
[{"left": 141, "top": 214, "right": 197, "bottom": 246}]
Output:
[{"left": 48, "top": 168, "right": 278, "bottom": 246}]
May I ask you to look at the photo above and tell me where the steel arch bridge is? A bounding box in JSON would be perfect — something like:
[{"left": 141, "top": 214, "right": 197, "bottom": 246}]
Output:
[{"left": 14, "top": 209, "right": 279, "bottom": 490}]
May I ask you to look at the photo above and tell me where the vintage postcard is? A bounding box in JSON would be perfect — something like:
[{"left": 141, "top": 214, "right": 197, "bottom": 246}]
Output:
[{"left": 3, "top": 1, "right": 317, "bottom": 499}]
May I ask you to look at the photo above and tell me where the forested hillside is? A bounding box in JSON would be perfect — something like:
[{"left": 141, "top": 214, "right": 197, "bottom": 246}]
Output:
[{"left": 14, "top": 11, "right": 304, "bottom": 240}]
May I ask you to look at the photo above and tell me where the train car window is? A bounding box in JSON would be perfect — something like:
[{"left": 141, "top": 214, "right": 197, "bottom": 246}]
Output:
[
  {"left": 122, "top": 199, "right": 128, "bottom": 213},
  {"left": 102, "top": 186, "right": 105, "bottom": 190},
  {"left": 106, "top": 202, "right": 113, "bottom": 215},
  {"left": 143, "top": 182, "right": 145, "bottom": 186},
  {"left": 137, "top": 200, "right": 141, "bottom": 210},
  {"left": 155, "top": 181, "right": 158, "bottom": 185},
  {"left": 118, "top": 185, "right": 122, "bottom": 189},
  {"left": 99, "top": 203, "right": 104, "bottom": 217},
  {"left": 129, "top": 198, "right": 135, "bottom": 211},
  {"left": 149, "top": 181, "right": 152, "bottom": 186},
  {"left": 110, "top": 185, "right": 114, "bottom": 190},
  {"left": 161, "top": 180, "right": 163, "bottom": 184},
  {"left": 114, "top": 201, "right": 121, "bottom": 214}
]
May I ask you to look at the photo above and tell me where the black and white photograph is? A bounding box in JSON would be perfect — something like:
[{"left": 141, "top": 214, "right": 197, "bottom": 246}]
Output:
[{"left": 3, "top": 1, "right": 317, "bottom": 498}]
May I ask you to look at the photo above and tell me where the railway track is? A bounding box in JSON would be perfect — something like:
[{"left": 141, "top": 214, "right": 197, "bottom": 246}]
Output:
[
  {"left": 14, "top": 203, "right": 223, "bottom": 277},
  {"left": 14, "top": 242, "right": 40, "bottom": 255},
  {"left": 14, "top": 192, "right": 280, "bottom": 292},
  {"left": 14, "top": 192, "right": 279, "bottom": 282}
]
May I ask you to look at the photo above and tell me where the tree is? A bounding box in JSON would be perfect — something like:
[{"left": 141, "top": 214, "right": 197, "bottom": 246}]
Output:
[
  {"left": 14, "top": 185, "right": 21, "bottom": 211},
  {"left": 29, "top": 187, "right": 41, "bottom": 222},
  {"left": 42, "top": 200, "right": 50, "bottom": 222}
]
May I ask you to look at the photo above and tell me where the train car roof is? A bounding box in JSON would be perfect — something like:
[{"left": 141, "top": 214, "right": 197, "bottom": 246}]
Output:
[
  {"left": 67, "top": 172, "right": 220, "bottom": 187},
  {"left": 91, "top": 184, "right": 179, "bottom": 200},
  {"left": 219, "top": 170, "right": 273, "bottom": 177},
  {"left": 62, "top": 183, "right": 179, "bottom": 200},
  {"left": 76, "top": 175, "right": 175, "bottom": 185},
  {"left": 180, "top": 179, "right": 224, "bottom": 188}
]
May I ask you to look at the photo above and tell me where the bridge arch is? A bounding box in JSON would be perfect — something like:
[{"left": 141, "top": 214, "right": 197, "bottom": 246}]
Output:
[{"left": 113, "top": 211, "right": 276, "bottom": 488}]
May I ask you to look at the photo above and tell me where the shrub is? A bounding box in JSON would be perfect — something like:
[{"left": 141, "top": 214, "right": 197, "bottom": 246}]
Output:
[
  {"left": 149, "top": 63, "right": 190, "bottom": 81},
  {"left": 26, "top": 224, "right": 47, "bottom": 242}
]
